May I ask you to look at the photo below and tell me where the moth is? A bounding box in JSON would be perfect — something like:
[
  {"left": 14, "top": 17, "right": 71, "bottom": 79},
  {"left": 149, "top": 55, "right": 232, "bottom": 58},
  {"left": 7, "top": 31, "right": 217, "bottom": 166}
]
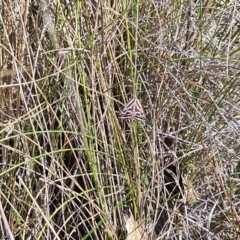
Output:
[{"left": 119, "top": 97, "right": 146, "bottom": 123}]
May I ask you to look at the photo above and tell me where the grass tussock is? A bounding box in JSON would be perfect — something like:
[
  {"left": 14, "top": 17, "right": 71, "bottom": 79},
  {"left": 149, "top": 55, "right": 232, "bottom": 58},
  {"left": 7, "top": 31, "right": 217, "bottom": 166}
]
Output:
[{"left": 0, "top": 0, "right": 240, "bottom": 239}]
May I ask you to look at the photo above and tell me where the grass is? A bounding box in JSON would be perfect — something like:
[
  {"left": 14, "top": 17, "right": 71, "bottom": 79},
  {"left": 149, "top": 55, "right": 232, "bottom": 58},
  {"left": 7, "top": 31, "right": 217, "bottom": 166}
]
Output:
[{"left": 0, "top": 0, "right": 240, "bottom": 239}]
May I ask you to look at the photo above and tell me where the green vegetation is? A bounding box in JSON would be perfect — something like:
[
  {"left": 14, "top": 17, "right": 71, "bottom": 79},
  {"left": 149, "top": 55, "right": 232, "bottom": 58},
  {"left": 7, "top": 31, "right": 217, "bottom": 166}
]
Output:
[{"left": 0, "top": 0, "right": 240, "bottom": 239}]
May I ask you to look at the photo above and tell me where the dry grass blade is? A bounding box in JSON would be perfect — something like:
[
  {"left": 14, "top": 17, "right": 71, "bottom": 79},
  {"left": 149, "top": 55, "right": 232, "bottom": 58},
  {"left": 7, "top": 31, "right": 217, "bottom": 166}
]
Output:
[{"left": 0, "top": 0, "right": 240, "bottom": 239}]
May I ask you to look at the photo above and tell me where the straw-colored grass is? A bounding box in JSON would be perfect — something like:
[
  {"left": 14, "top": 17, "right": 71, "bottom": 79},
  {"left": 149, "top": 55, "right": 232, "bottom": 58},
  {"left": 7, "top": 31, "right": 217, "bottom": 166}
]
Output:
[{"left": 0, "top": 0, "right": 240, "bottom": 239}]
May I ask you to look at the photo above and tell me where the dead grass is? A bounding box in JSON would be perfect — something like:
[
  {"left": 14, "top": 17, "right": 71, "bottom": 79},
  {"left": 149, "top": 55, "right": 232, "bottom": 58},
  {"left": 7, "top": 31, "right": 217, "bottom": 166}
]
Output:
[{"left": 0, "top": 0, "right": 240, "bottom": 239}]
